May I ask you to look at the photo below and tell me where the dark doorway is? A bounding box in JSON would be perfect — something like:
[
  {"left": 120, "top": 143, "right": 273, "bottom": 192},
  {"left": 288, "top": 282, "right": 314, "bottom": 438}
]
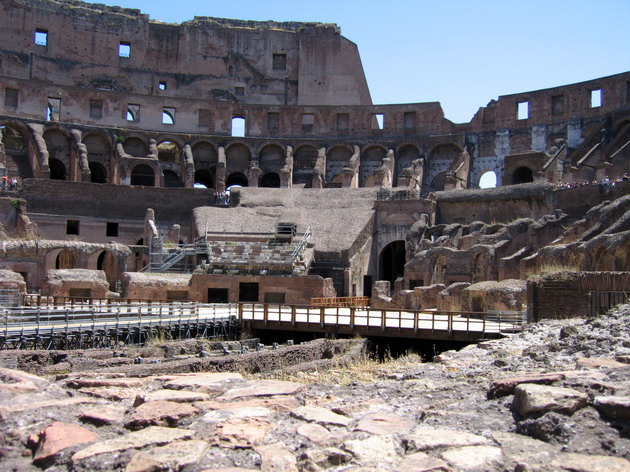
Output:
[
  {"left": 130, "top": 164, "right": 155, "bottom": 186},
  {"left": 49, "top": 158, "right": 67, "bottom": 180},
  {"left": 363, "top": 275, "right": 373, "bottom": 297},
  {"left": 239, "top": 282, "right": 259, "bottom": 302},
  {"left": 226, "top": 172, "right": 248, "bottom": 188},
  {"left": 260, "top": 172, "right": 280, "bottom": 187},
  {"left": 208, "top": 288, "right": 229, "bottom": 303},
  {"left": 379, "top": 241, "right": 406, "bottom": 287},
  {"left": 512, "top": 166, "right": 534, "bottom": 184},
  {"left": 89, "top": 162, "right": 107, "bottom": 183}
]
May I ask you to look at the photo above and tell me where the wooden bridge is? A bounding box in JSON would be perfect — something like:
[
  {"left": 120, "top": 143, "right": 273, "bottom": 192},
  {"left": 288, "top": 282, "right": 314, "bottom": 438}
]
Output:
[{"left": 0, "top": 297, "right": 526, "bottom": 349}]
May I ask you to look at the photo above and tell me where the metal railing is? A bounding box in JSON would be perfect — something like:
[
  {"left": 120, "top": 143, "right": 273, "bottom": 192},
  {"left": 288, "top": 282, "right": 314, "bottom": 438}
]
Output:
[{"left": 310, "top": 296, "right": 369, "bottom": 308}]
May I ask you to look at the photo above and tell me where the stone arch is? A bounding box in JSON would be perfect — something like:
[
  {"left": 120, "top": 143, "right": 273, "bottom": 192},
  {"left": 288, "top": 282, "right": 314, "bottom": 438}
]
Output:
[
  {"left": 260, "top": 172, "right": 280, "bottom": 188},
  {"left": 226, "top": 143, "right": 251, "bottom": 174},
  {"left": 396, "top": 144, "right": 421, "bottom": 184},
  {"left": 157, "top": 140, "right": 181, "bottom": 163},
  {"left": 192, "top": 141, "right": 218, "bottom": 168},
  {"left": 431, "top": 255, "right": 448, "bottom": 285},
  {"left": 89, "top": 162, "right": 107, "bottom": 183},
  {"left": 226, "top": 172, "right": 248, "bottom": 188},
  {"left": 43, "top": 128, "right": 71, "bottom": 178},
  {"left": 293, "top": 145, "right": 318, "bottom": 187},
  {"left": 361, "top": 145, "right": 387, "bottom": 187},
  {"left": 472, "top": 252, "right": 486, "bottom": 283},
  {"left": 512, "top": 166, "right": 534, "bottom": 184},
  {"left": 510, "top": 132, "right": 531, "bottom": 154},
  {"left": 88, "top": 250, "right": 118, "bottom": 285},
  {"left": 426, "top": 143, "right": 462, "bottom": 191},
  {"left": 194, "top": 169, "right": 214, "bottom": 189},
  {"left": 49, "top": 158, "right": 67, "bottom": 180},
  {"left": 258, "top": 144, "right": 284, "bottom": 174},
  {"left": 123, "top": 137, "right": 148, "bottom": 157},
  {"left": 2, "top": 123, "right": 32, "bottom": 180},
  {"left": 130, "top": 164, "right": 156, "bottom": 186},
  {"left": 478, "top": 170, "right": 497, "bottom": 188},
  {"left": 84, "top": 133, "right": 111, "bottom": 183},
  {"left": 379, "top": 240, "right": 406, "bottom": 287},
  {"left": 326, "top": 145, "right": 353, "bottom": 184},
  {"left": 56, "top": 249, "right": 76, "bottom": 269},
  {"left": 163, "top": 170, "right": 181, "bottom": 187}
]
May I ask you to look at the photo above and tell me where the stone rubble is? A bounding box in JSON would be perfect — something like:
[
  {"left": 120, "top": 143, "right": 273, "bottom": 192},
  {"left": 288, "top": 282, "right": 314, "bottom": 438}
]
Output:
[{"left": 0, "top": 305, "right": 629, "bottom": 471}]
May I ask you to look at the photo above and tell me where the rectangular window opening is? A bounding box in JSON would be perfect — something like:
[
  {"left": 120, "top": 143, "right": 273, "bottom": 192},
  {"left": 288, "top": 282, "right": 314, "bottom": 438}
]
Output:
[
  {"left": 126, "top": 104, "right": 140, "bottom": 122},
  {"left": 34, "top": 29, "right": 48, "bottom": 46},
  {"left": 162, "top": 107, "right": 175, "bottom": 125},
  {"left": 239, "top": 282, "right": 259, "bottom": 302},
  {"left": 337, "top": 113, "right": 349, "bottom": 131},
  {"left": 301, "top": 113, "right": 314, "bottom": 132},
  {"left": 198, "top": 109, "right": 212, "bottom": 127},
  {"left": 118, "top": 42, "right": 131, "bottom": 58},
  {"left": 235, "top": 86, "right": 244, "bottom": 96},
  {"left": 231, "top": 116, "right": 246, "bottom": 137},
  {"left": 66, "top": 219, "right": 80, "bottom": 235},
  {"left": 371, "top": 113, "right": 384, "bottom": 130},
  {"left": 267, "top": 112, "right": 279, "bottom": 131},
  {"left": 272, "top": 53, "right": 287, "bottom": 70},
  {"left": 590, "top": 89, "right": 602, "bottom": 108},
  {"left": 158, "top": 81, "right": 167, "bottom": 90},
  {"left": 403, "top": 112, "right": 416, "bottom": 129},
  {"left": 89, "top": 99, "right": 103, "bottom": 119},
  {"left": 47, "top": 97, "right": 60, "bottom": 122},
  {"left": 551, "top": 94, "right": 564, "bottom": 115},
  {"left": 4, "top": 88, "right": 18, "bottom": 108},
  {"left": 517, "top": 101, "right": 529, "bottom": 120},
  {"left": 106, "top": 222, "right": 119, "bottom": 237}
]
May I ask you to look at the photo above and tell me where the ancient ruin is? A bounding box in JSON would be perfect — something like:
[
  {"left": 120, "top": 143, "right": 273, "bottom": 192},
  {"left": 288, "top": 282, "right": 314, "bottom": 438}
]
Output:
[{"left": 0, "top": 0, "right": 629, "bottom": 317}]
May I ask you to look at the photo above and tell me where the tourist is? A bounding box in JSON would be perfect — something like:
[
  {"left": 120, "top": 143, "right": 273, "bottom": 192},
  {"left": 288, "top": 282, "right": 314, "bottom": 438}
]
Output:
[
  {"left": 1, "top": 175, "right": 7, "bottom": 191},
  {"left": 9, "top": 177, "right": 16, "bottom": 191}
]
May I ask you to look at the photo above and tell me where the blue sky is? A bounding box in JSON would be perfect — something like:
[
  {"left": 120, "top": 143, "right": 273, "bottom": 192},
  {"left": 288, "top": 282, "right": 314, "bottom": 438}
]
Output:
[{"left": 86, "top": 0, "right": 630, "bottom": 123}]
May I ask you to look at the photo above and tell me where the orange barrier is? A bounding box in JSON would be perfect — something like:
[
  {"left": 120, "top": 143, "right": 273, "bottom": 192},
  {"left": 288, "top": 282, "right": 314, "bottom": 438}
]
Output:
[{"left": 309, "top": 296, "right": 369, "bottom": 308}]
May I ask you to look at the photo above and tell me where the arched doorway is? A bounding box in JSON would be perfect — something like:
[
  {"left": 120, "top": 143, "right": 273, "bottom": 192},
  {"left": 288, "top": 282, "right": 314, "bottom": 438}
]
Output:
[
  {"left": 123, "top": 137, "right": 148, "bottom": 157},
  {"left": 157, "top": 141, "right": 181, "bottom": 163},
  {"left": 163, "top": 170, "right": 181, "bottom": 187},
  {"left": 96, "top": 250, "right": 118, "bottom": 285},
  {"left": 512, "top": 166, "right": 533, "bottom": 184},
  {"left": 56, "top": 249, "right": 76, "bottom": 269},
  {"left": 194, "top": 169, "right": 214, "bottom": 189},
  {"left": 478, "top": 170, "right": 497, "bottom": 189},
  {"left": 260, "top": 172, "right": 280, "bottom": 188},
  {"left": 89, "top": 162, "right": 107, "bottom": 183},
  {"left": 49, "top": 158, "right": 67, "bottom": 180},
  {"left": 379, "top": 241, "right": 406, "bottom": 287},
  {"left": 226, "top": 172, "right": 248, "bottom": 188},
  {"left": 130, "top": 164, "right": 155, "bottom": 186}
]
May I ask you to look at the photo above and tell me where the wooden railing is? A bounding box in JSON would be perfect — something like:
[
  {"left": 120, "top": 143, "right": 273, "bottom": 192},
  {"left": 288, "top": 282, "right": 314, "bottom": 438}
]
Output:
[{"left": 309, "top": 296, "right": 370, "bottom": 308}]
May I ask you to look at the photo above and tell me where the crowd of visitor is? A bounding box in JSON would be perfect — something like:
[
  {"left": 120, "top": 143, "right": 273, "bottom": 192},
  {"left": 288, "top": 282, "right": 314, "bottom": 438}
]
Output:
[
  {"left": 213, "top": 191, "right": 230, "bottom": 205},
  {"left": 557, "top": 174, "right": 629, "bottom": 192},
  {"left": 1, "top": 175, "right": 18, "bottom": 191}
]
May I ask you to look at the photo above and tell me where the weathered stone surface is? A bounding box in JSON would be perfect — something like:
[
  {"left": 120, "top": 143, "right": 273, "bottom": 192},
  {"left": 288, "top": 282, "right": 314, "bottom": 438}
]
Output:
[
  {"left": 292, "top": 405, "right": 351, "bottom": 427},
  {"left": 491, "top": 431, "right": 560, "bottom": 469},
  {"left": 67, "top": 377, "right": 148, "bottom": 389},
  {"left": 354, "top": 412, "right": 415, "bottom": 435},
  {"left": 202, "top": 406, "right": 272, "bottom": 423},
  {"left": 512, "top": 383, "right": 588, "bottom": 417},
  {"left": 0, "top": 368, "right": 50, "bottom": 393},
  {"left": 79, "top": 406, "right": 126, "bottom": 425},
  {"left": 218, "top": 380, "right": 305, "bottom": 401},
  {"left": 125, "top": 440, "right": 208, "bottom": 472},
  {"left": 195, "top": 396, "right": 300, "bottom": 413},
  {"left": 577, "top": 357, "right": 627, "bottom": 369},
  {"left": 404, "top": 428, "right": 490, "bottom": 452},
  {"left": 342, "top": 435, "right": 403, "bottom": 465},
  {"left": 593, "top": 396, "right": 630, "bottom": 421},
  {"left": 440, "top": 446, "right": 503, "bottom": 471},
  {"left": 550, "top": 452, "right": 630, "bottom": 471},
  {"left": 296, "top": 423, "right": 336, "bottom": 446},
  {"left": 163, "top": 372, "right": 244, "bottom": 392},
  {"left": 299, "top": 447, "right": 352, "bottom": 469},
  {"left": 393, "top": 452, "right": 452, "bottom": 472},
  {"left": 33, "top": 421, "right": 98, "bottom": 464},
  {"left": 71, "top": 426, "right": 193, "bottom": 462},
  {"left": 137, "top": 389, "right": 211, "bottom": 404},
  {"left": 78, "top": 387, "right": 143, "bottom": 401},
  {"left": 211, "top": 417, "right": 271, "bottom": 448},
  {"left": 255, "top": 443, "right": 299, "bottom": 472},
  {"left": 0, "top": 397, "right": 98, "bottom": 420},
  {"left": 487, "top": 372, "right": 565, "bottom": 399},
  {"left": 126, "top": 400, "right": 199, "bottom": 429}
]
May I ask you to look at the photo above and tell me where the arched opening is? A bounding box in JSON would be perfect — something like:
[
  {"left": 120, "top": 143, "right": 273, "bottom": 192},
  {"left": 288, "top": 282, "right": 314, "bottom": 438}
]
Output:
[
  {"left": 163, "top": 170, "right": 181, "bottom": 187},
  {"left": 95, "top": 250, "right": 118, "bottom": 285},
  {"left": 259, "top": 144, "right": 284, "bottom": 175},
  {"left": 49, "top": 158, "right": 67, "bottom": 180},
  {"left": 157, "top": 140, "right": 180, "bottom": 163},
  {"left": 396, "top": 145, "right": 421, "bottom": 185},
  {"left": 123, "top": 137, "right": 148, "bottom": 157},
  {"left": 361, "top": 146, "right": 387, "bottom": 187},
  {"left": 326, "top": 146, "right": 353, "bottom": 185},
  {"left": 89, "top": 162, "right": 107, "bottom": 183},
  {"left": 478, "top": 170, "right": 497, "bottom": 189},
  {"left": 56, "top": 249, "right": 76, "bottom": 269},
  {"left": 293, "top": 145, "right": 318, "bottom": 187},
  {"left": 2, "top": 125, "right": 32, "bottom": 180},
  {"left": 194, "top": 169, "right": 214, "bottom": 189},
  {"left": 226, "top": 172, "right": 248, "bottom": 188},
  {"left": 226, "top": 143, "right": 251, "bottom": 174},
  {"left": 430, "top": 172, "right": 446, "bottom": 192},
  {"left": 260, "top": 172, "right": 280, "bottom": 188},
  {"left": 130, "top": 164, "right": 155, "bottom": 186},
  {"left": 512, "top": 166, "right": 533, "bottom": 184},
  {"left": 379, "top": 241, "right": 406, "bottom": 287}
]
